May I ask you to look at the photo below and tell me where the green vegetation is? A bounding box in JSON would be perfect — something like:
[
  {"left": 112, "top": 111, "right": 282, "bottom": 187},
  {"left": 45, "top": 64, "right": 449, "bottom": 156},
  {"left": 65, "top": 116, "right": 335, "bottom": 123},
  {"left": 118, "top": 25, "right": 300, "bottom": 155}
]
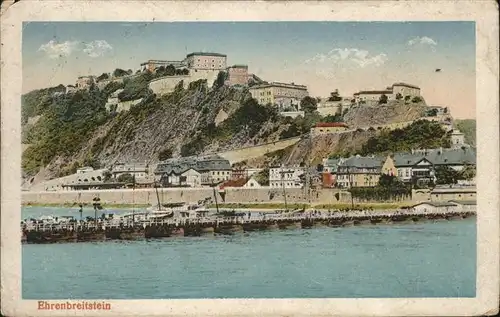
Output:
[
  {"left": 349, "top": 175, "right": 411, "bottom": 201},
  {"left": 22, "top": 87, "right": 108, "bottom": 175},
  {"left": 118, "top": 72, "right": 154, "bottom": 102},
  {"left": 300, "top": 96, "right": 318, "bottom": 113},
  {"left": 360, "top": 120, "right": 451, "bottom": 155},
  {"left": 322, "top": 113, "right": 343, "bottom": 123},
  {"left": 435, "top": 164, "right": 476, "bottom": 185},
  {"left": 96, "top": 73, "right": 110, "bottom": 82},
  {"left": 378, "top": 94, "right": 388, "bottom": 104},
  {"left": 213, "top": 71, "right": 228, "bottom": 88},
  {"left": 117, "top": 173, "right": 135, "bottom": 184},
  {"left": 412, "top": 96, "right": 423, "bottom": 103},
  {"left": 21, "top": 84, "right": 66, "bottom": 124},
  {"left": 113, "top": 68, "right": 130, "bottom": 77},
  {"left": 395, "top": 93, "right": 403, "bottom": 100},
  {"left": 455, "top": 119, "right": 476, "bottom": 146},
  {"left": 158, "top": 148, "right": 173, "bottom": 161},
  {"left": 279, "top": 111, "right": 322, "bottom": 139}
]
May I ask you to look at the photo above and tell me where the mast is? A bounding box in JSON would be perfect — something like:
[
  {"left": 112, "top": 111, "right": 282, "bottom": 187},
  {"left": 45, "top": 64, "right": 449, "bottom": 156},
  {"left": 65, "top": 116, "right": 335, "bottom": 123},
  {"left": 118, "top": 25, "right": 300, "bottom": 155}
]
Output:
[
  {"left": 281, "top": 165, "right": 288, "bottom": 212},
  {"left": 213, "top": 183, "right": 220, "bottom": 214},
  {"left": 154, "top": 174, "right": 162, "bottom": 211},
  {"left": 132, "top": 162, "right": 135, "bottom": 224}
]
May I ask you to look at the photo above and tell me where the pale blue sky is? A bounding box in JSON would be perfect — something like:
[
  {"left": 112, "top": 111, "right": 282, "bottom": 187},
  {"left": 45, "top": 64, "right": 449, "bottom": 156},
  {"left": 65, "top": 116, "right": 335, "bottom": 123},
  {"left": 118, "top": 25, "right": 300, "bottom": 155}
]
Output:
[{"left": 23, "top": 22, "right": 475, "bottom": 118}]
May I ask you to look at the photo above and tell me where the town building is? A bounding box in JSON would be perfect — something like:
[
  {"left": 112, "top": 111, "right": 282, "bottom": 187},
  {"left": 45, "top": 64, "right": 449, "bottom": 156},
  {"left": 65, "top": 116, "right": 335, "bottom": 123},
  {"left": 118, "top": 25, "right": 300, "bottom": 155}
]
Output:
[
  {"left": 449, "top": 200, "right": 477, "bottom": 212},
  {"left": 450, "top": 129, "right": 465, "bottom": 148},
  {"left": 243, "top": 177, "right": 266, "bottom": 188},
  {"left": 310, "top": 122, "right": 349, "bottom": 135},
  {"left": 225, "top": 65, "right": 249, "bottom": 86},
  {"left": 184, "top": 52, "right": 227, "bottom": 70},
  {"left": 231, "top": 167, "right": 263, "bottom": 180},
  {"left": 76, "top": 166, "right": 95, "bottom": 174},
  {"left": 381, "top": 147, "right": 476, "bottom": 184},
  {"left": 154, "top": 155, "right": 231, "bottom": 187},
  {"left": 353, "top": 82, "right": 421, "bottom": 103},
  {"left": 430, "top": 186, "right": 476, "bottom": 202},
  {"left": 411, "top": 201, "right": 457, "bottom": 214},
  {"left": 249, "top": 82, "right": 309, "bottom": 110},
  {"left": 269, "top": 166, "right": 305, "bottom": 189},
  {"left": 75, "top": 76, "right": 95, "bottom": 90},
  {"left": 336, "top": 156, "right": 384, "bottom": 188},
  {"left": 110, "top": 162, "right": 149, "bottom": 180},
  {"left": 316, "top": 97, "right": 352, "bottom": 117}
]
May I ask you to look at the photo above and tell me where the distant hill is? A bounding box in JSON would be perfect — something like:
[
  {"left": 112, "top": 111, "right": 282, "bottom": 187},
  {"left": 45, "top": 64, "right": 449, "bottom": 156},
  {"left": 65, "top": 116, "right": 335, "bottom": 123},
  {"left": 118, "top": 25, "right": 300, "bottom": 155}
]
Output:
[{"left": 455, "top": 119, "right": 476, "bottom": 146}]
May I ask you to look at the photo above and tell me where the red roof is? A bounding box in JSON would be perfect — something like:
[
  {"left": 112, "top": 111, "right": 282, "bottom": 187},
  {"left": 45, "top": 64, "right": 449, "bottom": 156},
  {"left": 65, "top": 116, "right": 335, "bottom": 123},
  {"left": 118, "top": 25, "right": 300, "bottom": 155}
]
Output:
[
  {"left": 315, "top": 122, "right": 348, "bottom": 128},
  {"left": 220, "top": 178, "right": 249, "bottom": 189}
]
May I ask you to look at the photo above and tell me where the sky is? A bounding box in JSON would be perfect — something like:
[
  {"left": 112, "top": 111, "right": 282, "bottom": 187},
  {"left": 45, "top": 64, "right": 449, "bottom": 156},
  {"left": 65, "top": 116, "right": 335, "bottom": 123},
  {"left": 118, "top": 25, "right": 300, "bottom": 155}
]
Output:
[{"left": 23, "top": 22, "right": 476, "bottom": 118}]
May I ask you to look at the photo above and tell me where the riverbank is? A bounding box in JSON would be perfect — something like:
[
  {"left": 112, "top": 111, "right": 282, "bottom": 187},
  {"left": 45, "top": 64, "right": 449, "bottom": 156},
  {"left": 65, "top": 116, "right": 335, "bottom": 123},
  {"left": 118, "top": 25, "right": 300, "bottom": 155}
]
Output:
[{"left": 22, "top": 207, "right": 475, "bottom": 244}]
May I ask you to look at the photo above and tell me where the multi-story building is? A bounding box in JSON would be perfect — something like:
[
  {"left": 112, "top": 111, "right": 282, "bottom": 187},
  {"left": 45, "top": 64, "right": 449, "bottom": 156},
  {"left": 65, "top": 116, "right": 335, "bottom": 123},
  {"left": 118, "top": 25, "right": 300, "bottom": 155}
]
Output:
[
  {"left": 269, "top": 166, "right": 305, "bottom": 189},
  {"left": 231, "top": 167, "right": 263, "bottom": 180},
  {"left": 353, "top": 82, "right": 421, "bottom": 103},
  {"left": 183, "top": 52, "right": 227, "bottom": 70},
  {"left": 450, "top": 129, "right": 465, "bottom": 148},
  {"left": 154, "top": 155, "right": 231, "bottom": 187},
  {"left": 225, "top": 65, "right": 249, "bottom": 86},
  {"left": 336, "top": 156, "right": 384, "bottom": 188},
  {"left": 111, "top": 162, "right": 149, "bottom": 180},
  {"left": 381, "top": 147, "right": 476, "bottom": 184},
  {"left": 249, "top": 82, "right": 309, "bottom": 110}
]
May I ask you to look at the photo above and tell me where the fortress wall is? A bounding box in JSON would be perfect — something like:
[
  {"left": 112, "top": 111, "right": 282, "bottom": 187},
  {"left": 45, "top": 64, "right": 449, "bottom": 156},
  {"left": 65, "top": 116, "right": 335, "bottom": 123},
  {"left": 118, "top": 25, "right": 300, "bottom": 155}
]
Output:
[
  {"left": 149, "top": 76, "right": 190, "bottom": 95},
  {"left": 217, "top": 137, "right": 302, "bottom": 164},
  {"left": 149, "top": 70, "right": 220, "bottom": 96}
]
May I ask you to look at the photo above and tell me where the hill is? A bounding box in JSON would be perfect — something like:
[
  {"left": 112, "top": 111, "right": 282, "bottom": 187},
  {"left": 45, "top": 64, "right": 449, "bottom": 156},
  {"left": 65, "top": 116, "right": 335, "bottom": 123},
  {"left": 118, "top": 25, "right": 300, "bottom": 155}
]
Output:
[{"left": 21, "top": 78, "right": 291, "bottom": 182}]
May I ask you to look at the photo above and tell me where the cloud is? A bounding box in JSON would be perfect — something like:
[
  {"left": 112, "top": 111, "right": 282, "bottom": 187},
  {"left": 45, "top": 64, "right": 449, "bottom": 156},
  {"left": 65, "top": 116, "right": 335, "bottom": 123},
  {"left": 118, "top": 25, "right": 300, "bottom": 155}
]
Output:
[
  {"left": 38, "top": 40, "right": 80, "bottom": 59},
  {"left": 305, "top": 48, "right": 388, "bottom": 68},
  {"left": 83, "top": 40, "right": 113, "bottom": 58},
  {"left": 38, "top": 40, "right": 113, "bottom": 58},
  {"left": 408, "top": 36, "right": 437, "bottom": 46}
]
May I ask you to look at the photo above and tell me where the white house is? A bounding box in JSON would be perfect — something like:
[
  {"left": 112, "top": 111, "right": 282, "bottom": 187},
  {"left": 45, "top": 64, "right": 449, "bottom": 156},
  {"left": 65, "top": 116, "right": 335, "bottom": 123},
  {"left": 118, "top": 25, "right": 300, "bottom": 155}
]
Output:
[
  {"left": 76, "top": 166, "right": 94, "bottom": 174},
  {"left": 269, "top": 166, "right": 305, "bottom": 188},
  {"left": 411, "top": 201, "right": 457, "bottom": 214},
  {"left": 111, "top": 162, "right": 149, "bottom": 180},
  {"left": 243, "top": 177, "right": 266, "bottom": 188},
  {"left": 449, "top": 200, "right": 476, "bottom": 212}
]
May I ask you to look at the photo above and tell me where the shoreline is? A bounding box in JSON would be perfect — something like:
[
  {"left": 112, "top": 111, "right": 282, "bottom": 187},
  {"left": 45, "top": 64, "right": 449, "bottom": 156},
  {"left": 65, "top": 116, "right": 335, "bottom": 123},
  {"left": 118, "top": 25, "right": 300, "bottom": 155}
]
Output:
[{"left": 21, "top": 202, "right": 408, "bottom": 211}]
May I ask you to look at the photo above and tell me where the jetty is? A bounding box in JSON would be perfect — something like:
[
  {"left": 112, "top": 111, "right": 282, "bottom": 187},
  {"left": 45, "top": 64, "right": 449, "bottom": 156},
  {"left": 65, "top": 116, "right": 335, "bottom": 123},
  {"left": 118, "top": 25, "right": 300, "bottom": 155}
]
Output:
[{"left": 21, "top": 208, "right": 476, "bottom": 244}]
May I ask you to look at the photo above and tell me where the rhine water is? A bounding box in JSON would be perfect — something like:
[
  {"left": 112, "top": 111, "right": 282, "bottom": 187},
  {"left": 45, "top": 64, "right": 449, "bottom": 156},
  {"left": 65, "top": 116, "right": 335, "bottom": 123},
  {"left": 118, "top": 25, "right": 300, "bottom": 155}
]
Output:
[{"left": 22, "top": 207, "right": 476, "bottom": 299}]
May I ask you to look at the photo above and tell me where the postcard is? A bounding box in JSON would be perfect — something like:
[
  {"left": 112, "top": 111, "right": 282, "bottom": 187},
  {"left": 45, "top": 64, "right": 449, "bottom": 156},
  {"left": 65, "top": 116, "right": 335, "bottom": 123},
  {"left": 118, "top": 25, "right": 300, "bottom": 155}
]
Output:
[{"left": 1, "top": 1, "right": 499, "bottom": 316}]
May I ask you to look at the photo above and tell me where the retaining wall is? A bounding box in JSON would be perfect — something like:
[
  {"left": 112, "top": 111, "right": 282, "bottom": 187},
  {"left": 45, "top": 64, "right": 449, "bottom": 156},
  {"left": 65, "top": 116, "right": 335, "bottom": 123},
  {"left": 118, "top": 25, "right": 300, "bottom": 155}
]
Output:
[{"left": 22, "top": 187, "right": 423, "bottom": 206}]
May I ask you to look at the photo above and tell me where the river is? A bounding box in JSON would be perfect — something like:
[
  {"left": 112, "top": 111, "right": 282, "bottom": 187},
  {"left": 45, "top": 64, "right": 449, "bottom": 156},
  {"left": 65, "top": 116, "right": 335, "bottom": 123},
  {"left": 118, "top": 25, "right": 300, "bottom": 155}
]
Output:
[{"left": 22, "top": 207, "right": 476, "bottom": 299}]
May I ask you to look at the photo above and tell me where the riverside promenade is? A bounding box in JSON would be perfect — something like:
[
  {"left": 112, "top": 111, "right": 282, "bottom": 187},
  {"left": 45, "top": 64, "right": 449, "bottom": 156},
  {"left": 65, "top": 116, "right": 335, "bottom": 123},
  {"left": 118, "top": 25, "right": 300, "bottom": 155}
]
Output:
[{"left": 22, "top": 208, "right": 475, "bottom": 244}]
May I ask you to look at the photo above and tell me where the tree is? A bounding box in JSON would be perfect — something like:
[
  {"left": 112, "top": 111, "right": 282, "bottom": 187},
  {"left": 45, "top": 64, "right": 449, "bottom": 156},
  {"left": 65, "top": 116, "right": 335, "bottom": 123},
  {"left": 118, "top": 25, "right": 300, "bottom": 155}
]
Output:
[
  {"left": 444, "top": 107, "right": 448, "bottom": 114},
  {"left": 395, "top": 93, "right": 403, "bottom": 100},
  {"left": 300, "top": 96, "right": 318, "bottom": 113},
  {"left": 113, "top": 68, "right": 129, "bottom": 77},
  {"left": 181, "top": 68, "right": 189, "bottom": 75},
  {"left": 103, "top": 170, "right": 112, "bottom": 182},
  {"left": 460, "top": 165, "right": 476, "bottom": 180},
  {"left": 434, "top": 166, "right": 460, "bottom": 185},
  {"left": 158, "top": 148, "right": 173, "bottom": 161},
  {"left": 165, "top": 64, "right": 176, "bottom": 76},
  {"left": 427, "top": 108, "right": 438, "bottom": 116},
  {"left": 404, "top": 95, "right": 411, "bottom": 102},
  {"left": 117, "top": 173, "right": 135, "bottom": 184},
  {"left": 378, "top": 94, "right": 388, "bottom": 104},
  {"left": 323, "top": 114, "right": 343, "bottom": 123},
  {"left": 316, "top": 164, "right": 324, "bottom": 172},
  {"left": 412, "top": 96, "right": 423, "bottom": 103},
  {"left": 96, "top": 73, "right": 109, "bottom": 82},
  {"left": 214, "top": 71, "right": 227, "bottom": 88}
]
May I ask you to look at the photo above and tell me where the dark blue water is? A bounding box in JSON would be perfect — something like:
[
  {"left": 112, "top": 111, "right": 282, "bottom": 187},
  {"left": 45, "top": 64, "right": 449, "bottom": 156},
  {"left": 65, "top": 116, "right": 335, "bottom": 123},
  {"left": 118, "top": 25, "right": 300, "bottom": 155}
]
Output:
[{"left": 22, "top": 207, "right": 476, "bottom": 299}]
